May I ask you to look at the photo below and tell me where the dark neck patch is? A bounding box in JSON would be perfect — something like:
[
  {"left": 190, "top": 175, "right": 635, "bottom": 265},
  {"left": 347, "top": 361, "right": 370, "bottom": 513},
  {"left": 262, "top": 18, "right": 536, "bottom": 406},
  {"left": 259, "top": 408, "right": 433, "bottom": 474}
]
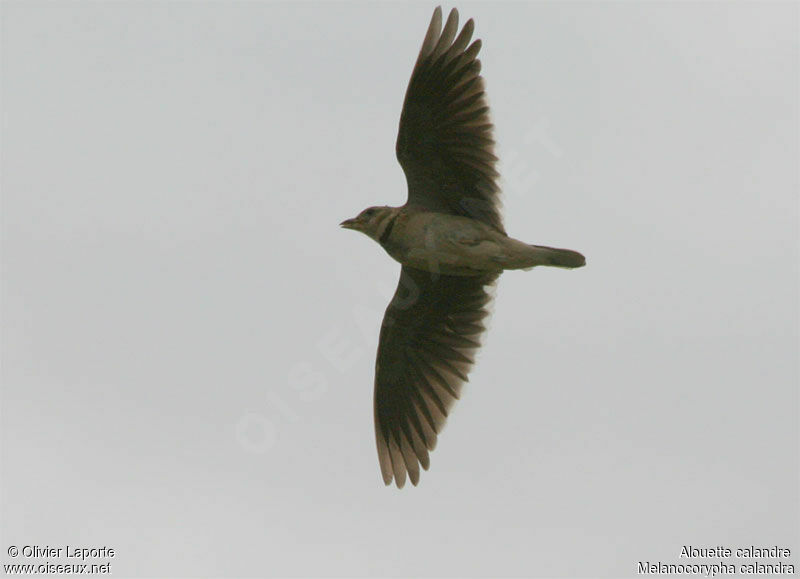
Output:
[{"left": 379, "top": 214, "right": 397, "bottom": 245}]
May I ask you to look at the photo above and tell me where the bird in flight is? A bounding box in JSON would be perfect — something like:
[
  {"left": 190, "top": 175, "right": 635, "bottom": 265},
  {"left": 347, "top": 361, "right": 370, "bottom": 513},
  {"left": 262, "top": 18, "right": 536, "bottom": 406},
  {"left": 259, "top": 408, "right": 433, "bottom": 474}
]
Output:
[{"left": 341, "top": 6, "right": 585, "bottom": 487}]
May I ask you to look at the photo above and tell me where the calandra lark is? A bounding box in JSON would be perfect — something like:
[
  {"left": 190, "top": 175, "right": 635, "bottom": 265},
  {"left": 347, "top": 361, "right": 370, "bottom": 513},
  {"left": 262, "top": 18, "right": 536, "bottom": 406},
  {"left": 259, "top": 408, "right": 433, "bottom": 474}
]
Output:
[{"left": 341, "top": 7, "right": 585, "bottom": 487}]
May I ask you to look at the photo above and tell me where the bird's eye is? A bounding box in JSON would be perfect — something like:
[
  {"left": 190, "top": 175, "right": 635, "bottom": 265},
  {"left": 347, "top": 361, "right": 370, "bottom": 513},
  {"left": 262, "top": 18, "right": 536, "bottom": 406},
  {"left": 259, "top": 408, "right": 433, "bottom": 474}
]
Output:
[{"left": 363, "top": 208, "right": 377, "bottom": 217}]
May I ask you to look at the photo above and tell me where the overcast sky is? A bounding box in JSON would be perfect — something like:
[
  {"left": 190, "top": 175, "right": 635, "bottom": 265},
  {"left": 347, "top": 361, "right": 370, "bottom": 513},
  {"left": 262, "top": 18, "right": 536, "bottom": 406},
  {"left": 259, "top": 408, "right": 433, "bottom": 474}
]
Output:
[{"left": 2, "top": 1, "right": 797, "bottom": 577}]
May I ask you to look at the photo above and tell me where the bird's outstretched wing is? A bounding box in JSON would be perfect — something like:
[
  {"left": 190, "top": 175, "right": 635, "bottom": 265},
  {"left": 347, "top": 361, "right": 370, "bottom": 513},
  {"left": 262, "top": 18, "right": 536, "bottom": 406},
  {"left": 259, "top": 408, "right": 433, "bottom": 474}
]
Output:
[
  {"left": 396, "top": 7, "right": 504, "bottom": 234},
  {"left": 374, "top": 266, "right": 498, "bottom": 487}
]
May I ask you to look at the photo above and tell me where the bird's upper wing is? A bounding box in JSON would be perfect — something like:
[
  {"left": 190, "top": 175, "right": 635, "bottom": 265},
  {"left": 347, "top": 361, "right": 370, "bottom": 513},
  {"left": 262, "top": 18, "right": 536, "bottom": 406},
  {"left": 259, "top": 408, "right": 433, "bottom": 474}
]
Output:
[
  {"left": 396, "top": 7, "right": 504, "bottom": 234},
  {"left": 374, "top": 266, "right": 498, "bottom": 487}
]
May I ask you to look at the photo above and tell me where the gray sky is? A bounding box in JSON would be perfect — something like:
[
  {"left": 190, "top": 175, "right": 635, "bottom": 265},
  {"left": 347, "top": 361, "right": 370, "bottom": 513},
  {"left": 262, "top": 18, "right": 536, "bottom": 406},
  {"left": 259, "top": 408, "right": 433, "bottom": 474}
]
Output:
[{"left": 2, "top": 1, "right": 797, "bottom": 577}]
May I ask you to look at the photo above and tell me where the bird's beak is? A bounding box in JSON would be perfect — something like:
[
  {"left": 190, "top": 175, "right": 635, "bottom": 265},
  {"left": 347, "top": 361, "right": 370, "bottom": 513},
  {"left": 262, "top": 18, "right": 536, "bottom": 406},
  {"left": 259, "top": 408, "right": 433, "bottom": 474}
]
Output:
[{"left": 340, "top": 217, "right": 359, "bottom": 230}]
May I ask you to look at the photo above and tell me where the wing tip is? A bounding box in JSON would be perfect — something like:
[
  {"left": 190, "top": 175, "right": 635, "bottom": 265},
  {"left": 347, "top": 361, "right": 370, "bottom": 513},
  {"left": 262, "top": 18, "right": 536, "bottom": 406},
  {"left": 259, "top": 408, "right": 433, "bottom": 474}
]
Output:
[
  {"left": 420, "top": 6, "right": 444, "bottom": 59},
  {"left": 377, "top": 429, "right": 428, "bottom": 488}
]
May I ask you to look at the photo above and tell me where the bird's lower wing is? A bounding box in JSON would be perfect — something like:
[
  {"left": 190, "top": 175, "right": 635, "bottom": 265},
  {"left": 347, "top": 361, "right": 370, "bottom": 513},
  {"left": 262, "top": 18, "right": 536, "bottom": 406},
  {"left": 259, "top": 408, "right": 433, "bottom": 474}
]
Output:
[{"left": 374, "top": 266, "right": 498, "bottom": 487}]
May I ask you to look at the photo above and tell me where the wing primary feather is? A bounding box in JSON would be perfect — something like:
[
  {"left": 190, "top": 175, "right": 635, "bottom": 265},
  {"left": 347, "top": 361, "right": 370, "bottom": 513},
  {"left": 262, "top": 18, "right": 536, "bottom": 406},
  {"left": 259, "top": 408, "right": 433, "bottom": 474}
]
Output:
[
  {"left": 409, "top": 425, "right": 431, "bottom": 470},
  {"left": 388, "top": 435, "right": 407, "bottom": 488},
  {"left": 431, "top": 8, "right": 459, "bottom": 61},
  {"left": 418, "top": 6, "right": 443, "bottom": 62},
  {"left": 376, "top": 434, "right": 394, "bottom": 485},
  {"left": 448, "top": 18, "right": 474, "bottom": 57},
  {"left": 398, "top": 427, "right": 421, "bottom": 485}
]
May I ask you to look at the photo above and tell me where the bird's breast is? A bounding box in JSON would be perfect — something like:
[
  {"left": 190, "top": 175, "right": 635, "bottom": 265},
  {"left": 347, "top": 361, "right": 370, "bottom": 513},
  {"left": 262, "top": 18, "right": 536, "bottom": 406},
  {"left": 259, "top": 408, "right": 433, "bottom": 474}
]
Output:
[{"left": 381, "top": 212, "right": 505, "bottom": 276}]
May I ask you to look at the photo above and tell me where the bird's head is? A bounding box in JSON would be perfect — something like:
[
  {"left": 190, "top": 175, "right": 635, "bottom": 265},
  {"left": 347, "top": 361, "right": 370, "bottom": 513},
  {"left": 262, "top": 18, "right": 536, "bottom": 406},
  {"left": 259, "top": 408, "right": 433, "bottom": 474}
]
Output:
[{"left": 340, "top": 206, "right": 396, "bottom": 242}]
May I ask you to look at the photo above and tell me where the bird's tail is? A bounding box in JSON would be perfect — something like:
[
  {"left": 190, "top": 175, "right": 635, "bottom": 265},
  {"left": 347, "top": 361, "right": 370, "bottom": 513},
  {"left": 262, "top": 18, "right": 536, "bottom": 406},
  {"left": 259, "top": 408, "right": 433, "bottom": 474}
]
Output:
[
  {"left": 498, "top": 239, "right": 586, "bottom": 270},
  {"left": 526, "top": 244, "right": 586, "bottom": 269}
]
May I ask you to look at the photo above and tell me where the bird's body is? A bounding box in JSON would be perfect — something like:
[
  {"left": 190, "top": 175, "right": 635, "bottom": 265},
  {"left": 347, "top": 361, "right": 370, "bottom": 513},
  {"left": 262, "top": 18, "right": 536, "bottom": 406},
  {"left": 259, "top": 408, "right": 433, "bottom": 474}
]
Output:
[
  {"left": 341, "top": 6, "right": 585, "bottom": 488},
  {"left": 386, "top": 208, "right": 509, "bottom": 275},
  {"left": 348, "top": 206, "right": 585, "bottom": 276}
]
